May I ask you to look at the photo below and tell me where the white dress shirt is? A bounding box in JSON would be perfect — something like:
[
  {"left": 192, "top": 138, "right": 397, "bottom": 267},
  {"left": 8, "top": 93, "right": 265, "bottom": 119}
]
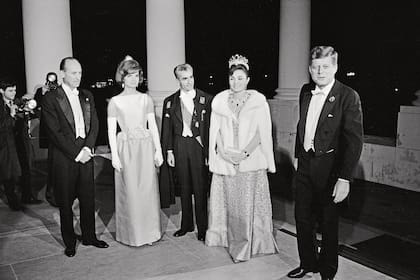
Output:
[
  {"left": 62, "top": 83, "right": 86, "bottom": 139},
  {"left": 180, "top": 89, "right": 196, "bottom": 137},
  {"left": 303, "top": 80, "right": 335, "bottom": 152}
]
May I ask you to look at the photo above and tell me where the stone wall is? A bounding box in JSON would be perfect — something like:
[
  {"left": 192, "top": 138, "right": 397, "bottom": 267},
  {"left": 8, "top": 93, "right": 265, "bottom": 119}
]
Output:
[{"left": 269, "top": 101, "right": 420, "bottom": 192}]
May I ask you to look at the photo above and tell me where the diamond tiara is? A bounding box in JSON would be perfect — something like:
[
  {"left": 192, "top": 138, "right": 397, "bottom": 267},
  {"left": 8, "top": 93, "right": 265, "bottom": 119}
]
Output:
[{"left": 228, "top": 54, "right": 249, "bottom": 70}]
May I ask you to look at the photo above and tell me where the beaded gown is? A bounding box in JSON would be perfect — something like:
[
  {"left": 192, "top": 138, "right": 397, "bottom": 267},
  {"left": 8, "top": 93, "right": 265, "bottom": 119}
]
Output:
[
  {"left": 206, "top": 91, "right": 278, "bottom": 262},
  {"left": 108, "top": 93, "right": 161, "bottom": 246}
]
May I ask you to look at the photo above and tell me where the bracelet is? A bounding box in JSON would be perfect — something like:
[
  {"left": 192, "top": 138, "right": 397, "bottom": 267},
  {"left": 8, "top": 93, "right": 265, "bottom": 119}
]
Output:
[{"left": 243, "top": 150, "right": 250, "bottom": 157}]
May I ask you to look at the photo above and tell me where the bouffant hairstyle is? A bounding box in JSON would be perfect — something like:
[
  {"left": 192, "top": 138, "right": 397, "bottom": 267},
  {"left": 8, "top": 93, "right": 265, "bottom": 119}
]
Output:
[{"left": 115, "top": 56, "right": 143, "bottom": 84}]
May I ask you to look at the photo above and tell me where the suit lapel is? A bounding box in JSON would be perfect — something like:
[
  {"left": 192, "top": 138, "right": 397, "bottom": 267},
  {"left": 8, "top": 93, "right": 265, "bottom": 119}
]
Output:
[
  {"left": 317, "top": 81, "right": 340, "bottom": 128},
  {"left": 79, "top": 90, "right": 91, "bottom": 134},
  {"left": 56, "top": 87, "right": 76, "bottom": 134},
  {"left": 173, "top": 91, "right": 182, "bottom": 123},
  {"left": 299, "top": 90, "right": 312, "bottom": 144}
]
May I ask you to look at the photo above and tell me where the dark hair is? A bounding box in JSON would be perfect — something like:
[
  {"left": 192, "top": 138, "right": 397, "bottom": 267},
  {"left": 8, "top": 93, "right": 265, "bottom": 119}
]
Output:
[
  {"left": 59, "top": 57, "right": 79, "bottom": 71},
  {"left": 115, "top": 57, "right": 142, "bottom": 84},
  {"left": 0, "top": 77, "right": 16, "bottom": 90},
  {"left": 228, "top": 64, "right": 249, "bottom": 77},
  {"left": 309, "top": 46, "right": 338, "bottom": 65},
  {"left": 173, "top": 63, "right": 193, "bottom": 79}
]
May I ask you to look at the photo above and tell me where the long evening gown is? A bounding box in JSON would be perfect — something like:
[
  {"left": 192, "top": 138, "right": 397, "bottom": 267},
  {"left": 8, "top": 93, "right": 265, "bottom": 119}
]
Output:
[
  {"left": 108, "top": 93, "right": 161, "bottom": 246},
  {"left": 206, "top": 92, "right": 278, "bottom": 262}
]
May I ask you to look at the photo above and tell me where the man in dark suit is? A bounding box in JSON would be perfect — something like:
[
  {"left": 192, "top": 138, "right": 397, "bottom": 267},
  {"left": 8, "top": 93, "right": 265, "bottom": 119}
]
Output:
[
  {"left": 288, "top": 46, "right": 363, "bottom": 280},
  {"left": 160, "top": 63, "right": 212, "bottom": 241},
  {"left": 14, "top": 94, "right": 42, "bottom": 205},
  {"left": 0, "top": 79, "right": 23, "bottom": 211},
  {"left": 42, "top": 57, "right": 109, "bottom": 257}
]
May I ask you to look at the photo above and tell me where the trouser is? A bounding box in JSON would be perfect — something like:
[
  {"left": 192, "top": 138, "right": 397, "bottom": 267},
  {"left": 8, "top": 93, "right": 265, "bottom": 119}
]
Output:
[
  {"left": 174, "top": 136, "right": 208, "bottom": 234},
  {"left": 58, "top": 161, "right": 96, "bottom": 249},
  {"left": 295, "top": 149, "right": 339, "bottom": 278}
]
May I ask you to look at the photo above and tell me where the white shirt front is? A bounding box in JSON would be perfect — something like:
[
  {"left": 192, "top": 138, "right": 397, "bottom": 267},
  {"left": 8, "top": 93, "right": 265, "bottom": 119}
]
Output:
[
  {"left": 303, "top": 80, "right": 335, "bottom": 152},
  {"left": 180, "top": 89, "right": 196, "bottom": 137},
  {"left": 62, "top": 83, "right": 86, "bottom": 139}
]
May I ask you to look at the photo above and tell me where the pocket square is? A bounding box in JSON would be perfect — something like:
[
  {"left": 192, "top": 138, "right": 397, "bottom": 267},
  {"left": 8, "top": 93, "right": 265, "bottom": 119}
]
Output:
[
  {"left": 326, "top": 149, "right": 335, "bottom": 153},
  {"left": 327, "top": 114, "right": 334, "bottom": 118}
]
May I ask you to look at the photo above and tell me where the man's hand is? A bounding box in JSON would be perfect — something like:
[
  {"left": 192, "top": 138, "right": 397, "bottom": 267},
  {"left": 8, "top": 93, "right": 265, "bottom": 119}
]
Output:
[
  {"left": 76, "top": 148, "right": 93, "bottom": 164},
  {"left": 167, "top": 151, "right": 175, "bottom": 167},
  {"left": 112, "top": 156, "right": 122, "bottom": 172},
  {"left": 79, "top": 149, "right": 93, "bottom": 164},
  {"left": 332, "top": 179, "right": 350, "bottom": 203}
]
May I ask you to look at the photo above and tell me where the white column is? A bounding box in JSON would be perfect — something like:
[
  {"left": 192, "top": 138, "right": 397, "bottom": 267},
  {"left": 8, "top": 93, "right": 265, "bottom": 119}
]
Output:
[
  {"left": 269, "top": 0, "right": 311, "bottom": 159},
  {"left": 22, "top": 0, "right": 73, "bottom": 94},
  {"left": 22, "top": 0, "right": 73, "bottom": 161},
  {"left": 146, "top": 0, "right": 185, "bottom": 121}
]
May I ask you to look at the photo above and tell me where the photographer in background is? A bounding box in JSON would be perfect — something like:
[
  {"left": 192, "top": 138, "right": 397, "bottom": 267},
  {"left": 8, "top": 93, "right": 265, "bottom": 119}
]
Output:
[
  {"left": 14, "top": 83, "right": 42, "bottom": 205},
  {"left": 0, "top": 78, "right": 23, "bottom": 210},
  {"left": 34, "top": 72, "right": 58, "bottom": 206}
]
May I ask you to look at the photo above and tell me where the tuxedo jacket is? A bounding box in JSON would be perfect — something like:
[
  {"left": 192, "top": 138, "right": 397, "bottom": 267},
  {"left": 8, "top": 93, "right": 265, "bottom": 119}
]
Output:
[
  {"left": 159, "top": 88, "right": 212, "bottom": 208},
  {"left": 41, "top": 86, "right": 98, "bottom": 203},
  {"left": 0, "top": 99, "right": 21, "bottom": 181},
  {"left": 295, "top": 80, "right": 363, "bottom": 189},
  {"left": 42, "top": 86, "right": 98, "bottom": 160}
]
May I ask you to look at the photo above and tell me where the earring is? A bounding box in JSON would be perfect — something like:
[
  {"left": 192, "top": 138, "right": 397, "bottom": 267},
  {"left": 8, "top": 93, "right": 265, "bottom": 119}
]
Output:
[{"left": 122, "top": 83, "right": 125, "bottom": 88}]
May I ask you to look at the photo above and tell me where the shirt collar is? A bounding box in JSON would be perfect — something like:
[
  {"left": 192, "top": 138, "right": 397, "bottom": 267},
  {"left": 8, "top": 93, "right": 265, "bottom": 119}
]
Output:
[
  {"left": 180, "top": 89, "right": 196, "bottom": 99},
  {"left": 3, "top": 98, "right": 13, "bottom": 105},
  {"left": 312, "top": 79, "right": 335, "bottom": 96},
  {"left": 62, "top": 83, "right": 79, "bottom": 96}
]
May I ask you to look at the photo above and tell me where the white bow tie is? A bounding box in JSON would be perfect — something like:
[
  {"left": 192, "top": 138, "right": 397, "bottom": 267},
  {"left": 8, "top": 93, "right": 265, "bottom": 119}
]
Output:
[{"left": 311, "top": 89, "right": 324, "bottom": 95}]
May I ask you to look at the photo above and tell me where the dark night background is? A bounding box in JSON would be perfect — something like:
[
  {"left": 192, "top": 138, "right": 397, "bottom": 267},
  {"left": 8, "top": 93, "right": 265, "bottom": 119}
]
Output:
[{"left": 1, "top": 0, "right": 419, "bottom": 138}]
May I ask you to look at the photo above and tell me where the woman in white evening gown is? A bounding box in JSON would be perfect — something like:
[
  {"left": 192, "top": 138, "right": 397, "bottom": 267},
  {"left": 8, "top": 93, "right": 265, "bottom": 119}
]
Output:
[{"left": 107, "top": 56, "right": 163, "bottom": 246}]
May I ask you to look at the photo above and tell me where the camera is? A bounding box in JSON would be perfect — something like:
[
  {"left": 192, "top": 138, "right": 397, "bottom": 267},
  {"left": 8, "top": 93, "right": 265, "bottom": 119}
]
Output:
[
  {"left": 46, "top": 73, "right": 58, "bottom": 91},
  {"left": 15, "top": 98, "right": 37, "bottom": 112}
]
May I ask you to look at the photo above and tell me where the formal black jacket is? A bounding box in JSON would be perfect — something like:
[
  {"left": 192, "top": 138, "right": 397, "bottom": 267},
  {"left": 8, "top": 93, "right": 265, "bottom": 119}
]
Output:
[
  {"left": 159, "top": 89, "right": 212, "bottom": 208},
  {"left": 41, "top": 86, "right": 98, "bottom": 204},
  {"left": 295, "top": 80, "right": 363, "bottom": 188},
  {"left": 0, "top": 99, "right": 21, "bottom": 181}
]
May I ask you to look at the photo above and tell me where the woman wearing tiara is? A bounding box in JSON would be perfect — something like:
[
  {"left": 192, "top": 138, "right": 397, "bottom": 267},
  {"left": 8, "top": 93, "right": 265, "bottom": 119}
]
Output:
[
  {"left": 206, "top": 54, "right": 278, "bottom": 262},
  {"left": 107, "top": 56, "right": 163, "bottom": 246}
]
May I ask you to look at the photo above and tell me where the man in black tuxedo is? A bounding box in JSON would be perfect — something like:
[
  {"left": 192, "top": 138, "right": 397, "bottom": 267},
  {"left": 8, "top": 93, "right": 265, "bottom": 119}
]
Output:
[
  {"left": 288, "top": 46, "right": 363, "bottom": 280},
  {"left": 160, "top": 63, "right": 212, "bottom": 241},
  {"left": 42, "top": 57, "right": 109, "bottom": 257}
]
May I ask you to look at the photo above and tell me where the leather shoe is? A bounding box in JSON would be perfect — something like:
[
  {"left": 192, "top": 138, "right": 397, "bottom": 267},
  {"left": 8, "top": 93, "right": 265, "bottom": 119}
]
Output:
[
  {"left": 173, "top": 228, "right": 194, "bottom": 237},
  {"left": 82, "top": 239, "right": 109, "bottom": 248},
  {"left": 321, "top": 276, "right": 334, "bottom": 280},
  {"left": 64, "top": 247, "right": 76, "bottom": 257},
  {"left": 287, "top": 267, "right": 317, "bottom": 278},
  {"left": 197, "top": 232, "right": 206, "bottom": 241}
]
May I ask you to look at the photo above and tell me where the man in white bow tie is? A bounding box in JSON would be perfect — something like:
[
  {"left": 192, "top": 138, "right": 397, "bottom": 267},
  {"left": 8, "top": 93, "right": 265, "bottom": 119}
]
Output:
[
  {"left": 42, "top": 57, "right": 109, "bottom": 257},
  {"left": 160, "top": 64, "right": 213, "bottom": 242},
  {"left": 288, "top": 46, "right": 363, "bottom": 280}
]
